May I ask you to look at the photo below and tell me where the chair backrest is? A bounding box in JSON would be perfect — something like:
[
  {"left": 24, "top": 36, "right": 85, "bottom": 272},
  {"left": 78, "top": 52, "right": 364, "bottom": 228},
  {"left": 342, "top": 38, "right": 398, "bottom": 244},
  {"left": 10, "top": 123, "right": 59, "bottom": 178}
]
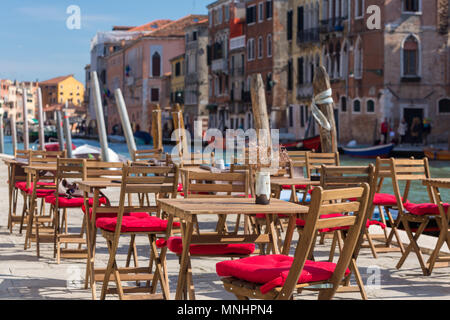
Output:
[
  {"left": 133, "top": 148, "right": 164, "bottom": 162},
  {"left": 29, "top": 150, "right": 66, "bottom": 166},
  {"left": 93, "top": 164, "right": 178, "bottom": 234},
  {"left": 390, "top": 157, "right": 434, "bottom": 209},
  {"left": 287, "top": 151, "right": 310, "bottom": 178},
  {"left": 277, "top": 185, "right": 370, "bottom": 299},
  {"left": 374, "top": 157, "right": 393, "bottom": 193},
  {"left": 56, "top": 158, "right": 86, "bottom": 181},
  {"left": 14, "top": 149, "right": 30, "bottom": 161},
  {"left": 120, "top": 165, "right": 178, "bottom": 197},
  {"left": 183, "top": 170, "right": 249, "bottom": 198},
  {"left": 306, "top": 152, "right": 340, "bottom": 178},
  {"left": 320, "top": 165, "right": 375, "bottom": 191},
  {"left": 85, "top": 161, "right": 124, "bottom": 181}
]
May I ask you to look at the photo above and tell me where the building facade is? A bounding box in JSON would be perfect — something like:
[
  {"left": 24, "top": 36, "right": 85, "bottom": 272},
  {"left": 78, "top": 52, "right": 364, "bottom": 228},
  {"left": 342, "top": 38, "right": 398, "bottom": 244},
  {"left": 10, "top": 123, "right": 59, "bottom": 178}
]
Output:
[
  {"left": 39, "top": 75, "right": 84, "bottom": 108},
  {"left": 184, "top": 20, "right": 210, "bottom": 136},
  {"left": 104, "top": 15, "right": 207, "bottom": 136},
  {"left": 244, "top": 0, "right": 289, "bottom": 130},
  {"left": 322, "top": 0, "right": 450, "bottom": 145},
  {"left": 288, "top": 0, "right": 322, "bottom": 140}
]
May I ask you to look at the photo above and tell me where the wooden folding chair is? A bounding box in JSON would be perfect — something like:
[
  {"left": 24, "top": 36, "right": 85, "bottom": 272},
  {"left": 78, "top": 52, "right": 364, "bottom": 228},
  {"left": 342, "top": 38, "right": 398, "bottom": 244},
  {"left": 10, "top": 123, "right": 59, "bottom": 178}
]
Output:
[
  {"left": 98, "top": 165, "right": 178, "bottom": 300},
  {"left": 218, "top": 184, "right": 370, "bottom": 300},
  {"left": 22, "top": 151, "right": 66, "bottom": 252},
  {"left": 425, "top": 180, "right": 450, "bottom": 275},
  {"left": 365, "top": 157, "right": 406, "bottom": 257},
  {"left": 316, "top": 165, "right": 376, "bottom": 299},
  {"left": 51, "top": 158, "right": 87, "bottom": 262},
  {"left": 302, "top": 152, "right": 340, "bottom": 203},
  {"left": 16, "top": 150, "right": 63, "bottom": 234},
  {"left": 166, "top": 170, "right": 253, "bottom": 300},
  {"left": 8, "top": 150, "right": 30, "bottom": 233},
  {"left": 391, "top": 158, "right": 441, "bottom": 275},
  {"left": 83, "top": 161, "right": 153, "bottom": 296}
]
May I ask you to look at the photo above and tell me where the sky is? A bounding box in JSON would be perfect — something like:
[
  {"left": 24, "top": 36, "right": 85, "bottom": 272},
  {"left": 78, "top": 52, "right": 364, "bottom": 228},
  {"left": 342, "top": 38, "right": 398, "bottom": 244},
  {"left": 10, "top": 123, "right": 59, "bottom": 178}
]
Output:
[{"left": 0, "top": 0, "right": 212, "bottom": 84}]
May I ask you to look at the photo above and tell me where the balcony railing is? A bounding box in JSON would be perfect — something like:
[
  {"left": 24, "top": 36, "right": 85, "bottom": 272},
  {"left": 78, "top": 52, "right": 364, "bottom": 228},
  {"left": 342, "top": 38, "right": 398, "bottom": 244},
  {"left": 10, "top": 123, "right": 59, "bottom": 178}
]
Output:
[
  {"left": 319, "top": 17, "right": 346, "bottom": 33},
  {"left": 211, "top": 58, "right": 228, "bottom": 74},
  {"left": 297, "top": 28, "right": 320, "bottom": 45},
  {"left": 230, "top": 35, "right": 246, "bottom": 51},
  {"left": 296, "top": 84, "right": 313, "bottom": 100}
]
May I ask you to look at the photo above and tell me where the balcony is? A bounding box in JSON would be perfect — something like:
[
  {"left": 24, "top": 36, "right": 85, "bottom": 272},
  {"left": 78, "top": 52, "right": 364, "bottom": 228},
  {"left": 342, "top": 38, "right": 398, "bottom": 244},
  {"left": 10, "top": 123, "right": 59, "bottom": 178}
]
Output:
[
  {"left": 319, "top": 17, "right": 346, "bottom": 34},
  {"left": 230, "top": 35, "right": 246, "bottom": 51},
  {"left": 211, "top": 58, "right": 228, "bottom": 74},
  {"left": 297, "top": 28, "right": 320, "bottom": 45},
  {"left": 296, "top": 84, "right": 313, "bottom": 100}
]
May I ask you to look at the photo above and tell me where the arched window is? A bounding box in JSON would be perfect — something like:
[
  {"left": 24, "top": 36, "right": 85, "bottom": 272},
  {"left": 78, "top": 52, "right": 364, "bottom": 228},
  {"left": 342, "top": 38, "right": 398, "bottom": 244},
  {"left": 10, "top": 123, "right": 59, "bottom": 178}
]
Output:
[
  {"left": 341, "top": 96, "right": 347, "bottom": 112},
  {"left": 366, "top": 99, "right": 375, "bottom": 113},
  {"left": 354, "top": 37, "right": 363, "bottom": 79},
  {"left": 438, "top": 98, "right": 450, "bottom": 114},
  {"left": 267, "top": 34, "right": 272, "bottom": 57},
  {"left": 335, "top": 42, "right": 341, "bottom": 78},
  {"left": 310, "top": 55, "right": 315, "bottom": 83},
  {"left": 402, "top": 35, "right": 420, "bottom": 77},
  {"left": 152, "top": 52, "right": 161, "bottom": 77},
  {"left": 353, "top": 99, "right": 361, "bottom": 113},
  {"left": 340, "top": 40, "right": 348, "bottom": 78}
]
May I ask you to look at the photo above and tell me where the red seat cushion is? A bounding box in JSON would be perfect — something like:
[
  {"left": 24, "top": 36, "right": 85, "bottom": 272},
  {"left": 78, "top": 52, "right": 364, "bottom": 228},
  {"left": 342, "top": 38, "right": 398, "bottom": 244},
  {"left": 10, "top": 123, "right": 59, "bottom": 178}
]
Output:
[
  {"left": 281, "top": 184, "right": 307, "bottom": 190},
  {"left": 373, "top": 193, "right": 404, "bottom": 206},
  {"left": 45, "top": 196, "right": 107, "bottom": 208},
  {"left": 404, "top": 202, "right": 449, "bottom": 216},
  {"left": 167, "top": 236, "right": 255, "bottom": 256},
  {"left": 15, "top": 181, "right": 28, "bottom": 191},
  {"left": 216, "top": 254, "right": 350, "bottom": 294},
  {"left": 96, "top": 215, "right": 180, "bottom": 233},
  {"left": 26, "top": 189, "right": 55, "bottom": 198},
  {"left": 15, "top": 181, "right": 55, "bottom": 192}
]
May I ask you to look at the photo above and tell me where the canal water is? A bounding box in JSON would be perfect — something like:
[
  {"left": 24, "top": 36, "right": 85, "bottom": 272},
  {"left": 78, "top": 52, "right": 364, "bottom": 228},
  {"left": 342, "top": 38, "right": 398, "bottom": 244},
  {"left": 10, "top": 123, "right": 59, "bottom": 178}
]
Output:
[{"left": 4, "top": 136, "right": 449, "bottom": 209}]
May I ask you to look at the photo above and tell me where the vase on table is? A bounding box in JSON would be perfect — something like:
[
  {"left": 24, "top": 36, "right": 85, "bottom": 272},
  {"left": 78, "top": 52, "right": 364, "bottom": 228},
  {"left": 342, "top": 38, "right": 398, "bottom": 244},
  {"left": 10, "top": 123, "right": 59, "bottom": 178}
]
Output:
[{"left": 255, "top": 171, "right": 271, "bottom": 205}]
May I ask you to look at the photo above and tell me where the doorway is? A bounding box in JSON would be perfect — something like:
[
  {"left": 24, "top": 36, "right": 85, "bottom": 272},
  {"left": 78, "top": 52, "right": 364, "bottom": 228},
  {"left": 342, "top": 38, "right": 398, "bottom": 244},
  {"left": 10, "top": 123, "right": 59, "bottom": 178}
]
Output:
[{"left": 403, "top": 108, "right": 423, "bottom": 143}]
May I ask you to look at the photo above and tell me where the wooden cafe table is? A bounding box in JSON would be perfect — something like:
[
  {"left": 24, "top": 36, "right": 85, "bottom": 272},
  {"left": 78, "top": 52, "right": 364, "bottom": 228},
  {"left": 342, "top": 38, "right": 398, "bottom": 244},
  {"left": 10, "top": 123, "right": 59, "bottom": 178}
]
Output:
[
  {"left": 422, "top": 178, "right": 450, "bottom": 272},
  {"left": 157, "top": 197, "right": 309, "bottom": 300},
  {"left": 78, "top": 179, "right": 175, "bottom": 299}
]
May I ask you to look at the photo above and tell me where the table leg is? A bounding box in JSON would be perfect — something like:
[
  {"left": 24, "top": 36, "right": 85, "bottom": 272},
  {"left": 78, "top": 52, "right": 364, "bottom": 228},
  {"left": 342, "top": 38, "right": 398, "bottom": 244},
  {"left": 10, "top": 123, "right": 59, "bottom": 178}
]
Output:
[
  {"left": 175, "top": 220, "right": 193, "bottom": 300},
  {"left": 282, "top": 216, "right": 296, "bottom": 255},
  {"left": 265, "top": 214, "right": 280, "bottom": 255}
]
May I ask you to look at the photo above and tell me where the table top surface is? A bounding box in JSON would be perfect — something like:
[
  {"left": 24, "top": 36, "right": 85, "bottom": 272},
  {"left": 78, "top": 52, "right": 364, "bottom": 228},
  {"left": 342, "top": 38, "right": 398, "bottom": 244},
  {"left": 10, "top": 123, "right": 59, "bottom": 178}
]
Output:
[
  {"left": 78, "top": 180, "right": 122, "bottom": 191},
  {"left": 158, "top": 197, "right": 309, "bottom": 216},
  {"left": 422, "top": 178, "right": 450, "bottom": 188},
  {"left": 3, "top": 158, "right": 28, "bottom": 165}
]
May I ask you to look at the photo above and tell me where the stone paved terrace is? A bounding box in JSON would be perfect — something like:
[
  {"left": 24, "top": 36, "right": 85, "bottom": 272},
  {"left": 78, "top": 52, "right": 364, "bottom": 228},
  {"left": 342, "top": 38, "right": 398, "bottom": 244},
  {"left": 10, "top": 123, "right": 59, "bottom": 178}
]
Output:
[{"left": 0, "top": 156, "right": 449, "bottom": 300}]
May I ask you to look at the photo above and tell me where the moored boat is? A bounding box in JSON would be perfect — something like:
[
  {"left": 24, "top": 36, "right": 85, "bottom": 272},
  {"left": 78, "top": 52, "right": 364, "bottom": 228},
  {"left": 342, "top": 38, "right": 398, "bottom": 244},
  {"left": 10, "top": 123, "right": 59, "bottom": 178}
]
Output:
[
  {"left": 342, "top": 143, "right": 394, "bottom": 158},
  {"left": 282, "top": 135, "right": 321, "bottom": 151},
  {"left": 424, "top": 148, "right": 450, "bottom": 161}
]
